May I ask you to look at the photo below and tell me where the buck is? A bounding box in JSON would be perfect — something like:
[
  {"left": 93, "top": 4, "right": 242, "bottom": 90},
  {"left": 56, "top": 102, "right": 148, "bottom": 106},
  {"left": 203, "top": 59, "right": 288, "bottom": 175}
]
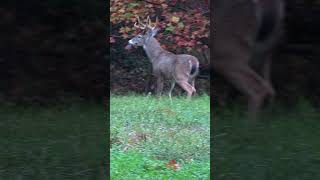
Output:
[
  {"left": 125, "top": 16, "right": 199, "bottom": 100},
  {"left": 213, "top": 0, "right": 284, "bottom": 118}
]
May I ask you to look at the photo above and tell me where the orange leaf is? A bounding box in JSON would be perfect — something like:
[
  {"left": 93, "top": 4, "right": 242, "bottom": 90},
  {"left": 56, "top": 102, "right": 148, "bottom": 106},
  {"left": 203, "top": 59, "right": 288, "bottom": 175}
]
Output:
[{"left": 166, "top": 160, "right": 181, "bottom": 170}]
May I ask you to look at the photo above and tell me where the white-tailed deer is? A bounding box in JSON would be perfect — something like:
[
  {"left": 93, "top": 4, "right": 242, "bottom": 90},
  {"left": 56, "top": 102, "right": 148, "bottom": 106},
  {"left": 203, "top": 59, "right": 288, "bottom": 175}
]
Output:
[
  {"left": 125, "top": 16, "right": 199, "bottom": 100},
  {"left": 213, "top": 0, "right": 284, "bottom": 118}
]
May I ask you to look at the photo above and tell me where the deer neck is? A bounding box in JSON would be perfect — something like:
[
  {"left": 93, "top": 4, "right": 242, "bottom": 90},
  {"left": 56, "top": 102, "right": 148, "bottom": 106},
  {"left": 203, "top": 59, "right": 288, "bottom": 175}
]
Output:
[{"left": 143, "top": 37, "right": 165, "bottom": 63}]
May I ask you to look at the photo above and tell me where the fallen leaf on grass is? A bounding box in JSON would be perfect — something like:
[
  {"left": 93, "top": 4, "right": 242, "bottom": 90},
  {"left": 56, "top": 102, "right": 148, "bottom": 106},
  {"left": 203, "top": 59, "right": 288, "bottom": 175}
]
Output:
[{"left": 166, "top": 160, "right": 181, "bottom": 170}]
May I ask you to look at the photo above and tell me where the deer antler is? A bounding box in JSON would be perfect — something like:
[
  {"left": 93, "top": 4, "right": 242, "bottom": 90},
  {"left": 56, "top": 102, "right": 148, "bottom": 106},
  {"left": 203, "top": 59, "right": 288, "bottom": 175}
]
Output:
[
  {"left": 134, "top": 15, "right": 159, "bottom": 30},
  {"left": 147, "top": 16, "right": 158, "bottom": 29},
  {"left": 134, "top": 15, "right": 147, "bottom": 29}
]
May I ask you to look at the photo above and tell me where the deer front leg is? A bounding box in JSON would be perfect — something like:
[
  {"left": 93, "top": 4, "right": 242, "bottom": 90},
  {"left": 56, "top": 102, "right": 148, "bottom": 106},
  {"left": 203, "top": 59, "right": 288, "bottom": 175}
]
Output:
[
  {"left": 156, "top": 76, "right": 164, "bottom": 97},
  {"left": 168, "top": 81, "right": 175, "bottom": 101},
  {"left": 215, "top": 64, "right": 271, "bottom": 119},
  {"left": 190, "top": 79, "right": 196, "bottom": 95}
]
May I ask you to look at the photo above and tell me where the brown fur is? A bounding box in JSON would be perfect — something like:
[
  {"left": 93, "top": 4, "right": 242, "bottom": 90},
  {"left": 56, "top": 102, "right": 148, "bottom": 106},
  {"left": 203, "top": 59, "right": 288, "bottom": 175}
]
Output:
[
  {"left": 213, "top": 0, "right": 284, "bottom": 118},
  {"left": 129, "top": 30, "right": 199, "bottom": 99}
]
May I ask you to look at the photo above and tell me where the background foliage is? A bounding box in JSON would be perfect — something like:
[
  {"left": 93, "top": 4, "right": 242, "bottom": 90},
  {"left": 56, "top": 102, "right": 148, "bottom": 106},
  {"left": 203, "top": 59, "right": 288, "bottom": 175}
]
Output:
[
  {"left": 1, "top": 1, "right": 320, "bottom": 105},
  {"left": 110, "top": 0, "right": 210, "bottom": 94}
]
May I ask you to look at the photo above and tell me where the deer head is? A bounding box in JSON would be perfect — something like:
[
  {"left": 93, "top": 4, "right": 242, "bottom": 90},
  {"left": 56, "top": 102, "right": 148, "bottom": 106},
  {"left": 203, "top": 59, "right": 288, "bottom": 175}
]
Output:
[{"left": 126, "top": 16, "right": 160, "bottom": 50}]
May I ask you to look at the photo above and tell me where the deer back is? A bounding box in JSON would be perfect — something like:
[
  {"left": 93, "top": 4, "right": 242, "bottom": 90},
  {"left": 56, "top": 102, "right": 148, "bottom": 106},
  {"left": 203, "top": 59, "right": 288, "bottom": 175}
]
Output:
[
  {"left": 147, "top": 42, "right": 198, "bottom": 80},
  {"left": 213, "top": 0, "right": 284, "bottom": 66}
]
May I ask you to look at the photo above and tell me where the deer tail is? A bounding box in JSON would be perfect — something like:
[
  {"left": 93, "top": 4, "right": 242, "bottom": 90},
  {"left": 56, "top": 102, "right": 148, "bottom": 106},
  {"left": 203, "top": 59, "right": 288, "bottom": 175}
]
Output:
[
  {"left": 255, "top": 0, "right": 284, "bottom": 43},
  {"left": 189, "top": 59, "right": 199, "bottom": 80}
]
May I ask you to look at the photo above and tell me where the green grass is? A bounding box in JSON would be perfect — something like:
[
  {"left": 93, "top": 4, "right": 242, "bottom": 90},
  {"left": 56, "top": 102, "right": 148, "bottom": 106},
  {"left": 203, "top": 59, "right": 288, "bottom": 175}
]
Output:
[
  {"left": 0, "top": 100, "right": 106, "bottom": 180},
  {"left": 110, "top": 95, "right": 210, "bottom": 179},
  {"left": 214, "top": 99, "right": 320, "bottom": 180},
  {"left": 7, "top": 95, "right": 319, "bottom": 179}
]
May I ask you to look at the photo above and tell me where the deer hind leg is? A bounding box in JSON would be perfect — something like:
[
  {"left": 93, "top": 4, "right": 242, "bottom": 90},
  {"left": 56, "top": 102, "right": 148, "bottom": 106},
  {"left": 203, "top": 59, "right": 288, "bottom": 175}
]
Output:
[
  {"left": 189, "top": 78, "right": 196, "bottom": 95},
  {"left": 176, "top": 80, "right": 194, "bottom": 100},
  {"left": 217, "top": 64, "right": 273, "bottom": 118},
  {"left": 187, "top": 75, "right": 196, "bottom": 95}
]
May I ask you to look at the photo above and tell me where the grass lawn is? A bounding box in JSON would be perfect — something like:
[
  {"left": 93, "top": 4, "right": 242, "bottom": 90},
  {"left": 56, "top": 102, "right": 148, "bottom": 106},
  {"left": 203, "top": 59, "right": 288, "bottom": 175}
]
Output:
[
  {"left": 110, "top": 95, "right": 210, "bottom": 179},
  {"left": 213, "top": 100, "right": 320, "bottom": 180},
  {"left": 0, "top": 100, "right": 106, "bottom": 180},
  {"left": 5, "top": 95, "right": 318, "bottom": 179}
]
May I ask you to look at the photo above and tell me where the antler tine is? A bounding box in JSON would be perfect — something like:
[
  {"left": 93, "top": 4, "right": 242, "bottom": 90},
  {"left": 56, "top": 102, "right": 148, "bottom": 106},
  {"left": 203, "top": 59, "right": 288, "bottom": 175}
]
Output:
[
  {"left": 148, "top": 16, "right": 158, "bottom": 29},
  {"left": 134, "top": 16, "right": 140, "bottom": 29},
  {"left": 134, "top": 15, "right": 146, "bottom": 29},
  {"left": 134, "top": 22, "right": 140, "bottom": 29},
  {"left": 146, "top": 16, "right": 151, "bottom": 28},
  {"left": 141, "top": 23, "right": 147, "bottom": 29},
  {"left": 137, "top": 16, "right": 144, "bottom": 26},
  {"left": 154, "top": 16, "right": 159, "bottom": 29}
]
